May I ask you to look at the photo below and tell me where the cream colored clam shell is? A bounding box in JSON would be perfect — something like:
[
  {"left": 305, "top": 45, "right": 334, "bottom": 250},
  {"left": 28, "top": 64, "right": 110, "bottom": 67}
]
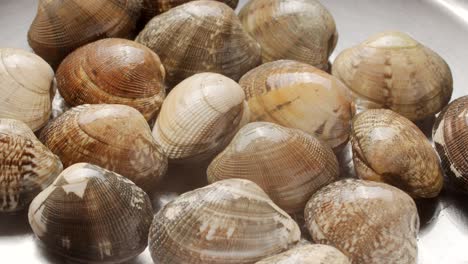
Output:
[{"left": 255, "top": 244, "right": 350, "bottom": 264}]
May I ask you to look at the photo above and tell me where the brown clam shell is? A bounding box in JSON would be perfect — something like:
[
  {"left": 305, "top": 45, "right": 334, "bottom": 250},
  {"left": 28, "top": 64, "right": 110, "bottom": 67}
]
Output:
[{"left": 255, "top": 244, "right": 350, "bottom": 264}]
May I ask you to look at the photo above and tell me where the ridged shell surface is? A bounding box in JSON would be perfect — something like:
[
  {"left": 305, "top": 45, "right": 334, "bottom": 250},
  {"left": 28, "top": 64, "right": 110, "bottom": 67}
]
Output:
[
  {"left": 255, "top": 244, "right": 350, "bottom": 264},
  {"left": 239, "top": 60, "right": 353, "bottom": 151},
  {"left": 148, "top": 179, "right": 301, "bottom": 264},
  {"left": 153, "top": 73, "right": 248, "bottom": 163},
  {"left": 0, "top": 119, "right": 62, "bottom": 212},
  {"left": 351, "top": 109, "right": 443, "bottom": 198},
  {"left": 40, "top": 104, "right": 168, "bottom": 192},
  {"left": 56, "top": 38, "right": 166, "bottom": 121},
  {"left": 28, "top": 0, "right": 142, "bottom": 69},
  {"left": 28, "top": 163, "right": 153, "bottom": 263},
  {"left": 136, "top": 0, "right": 261, "bottom": 87},
  {"left": 332, "top": 31, "right": 452, "bottom": 121},
  {"left": 208, "top": 122, "right": 339, "bottom": 213},
  {"left": 0, "top": 48, "right": 54, "bottom": 131},
  {"left": 305, "top": 179, "right": 419, "bottom": 264},
  {"left": 239, "top": 0, "right": 338, "bottom": 71}
]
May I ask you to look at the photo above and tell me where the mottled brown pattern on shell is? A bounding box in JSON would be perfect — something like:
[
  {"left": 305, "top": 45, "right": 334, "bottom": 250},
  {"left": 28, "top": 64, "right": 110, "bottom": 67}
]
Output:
[
  {"left": 149, "top": 179, "right": 301, "bottom": 264},
  {"left": 136, "top": 0, "right": 261, "bottom": 87},
  {"left": 40, "top": 104, "right": 167, "bottom": 192},
  {"left": 28, "top": 0, "right": 142, "bottom": 69},
  {"left": 56, "top": 38, "right": 166, "bottom": 121},
  {"left": 28, "top": 163, "right": 153, "bottom": 263},
  {"left": 255, "top": 244, "right": 350, "bottom": 264},
  {"left": 351, "top": 109, "right": 443, "bottom": 198},
  {"left": 207, "top": 122, "right": 339, "bottom": 213},
  {"left": 305, "top": 179, "right": 419, "bottom": 264}
]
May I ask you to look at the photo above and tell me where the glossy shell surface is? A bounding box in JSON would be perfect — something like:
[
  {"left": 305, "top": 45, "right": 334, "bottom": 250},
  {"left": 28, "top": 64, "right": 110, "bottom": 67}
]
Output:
[{"left": 255, "top": 244, "right": 350, "bottom": 264}]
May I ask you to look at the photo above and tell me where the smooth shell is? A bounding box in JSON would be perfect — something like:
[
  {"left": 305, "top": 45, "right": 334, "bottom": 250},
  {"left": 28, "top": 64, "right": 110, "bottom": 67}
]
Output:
[
  {"left": 433, "top": 95, "right": 468, "bottom": 190},
  {"left": 0, "top": 119, "right": 62, "bottom": 212},
  {"left": 40, "top": 104, "right": 168, "bottom": 192},
  {"left": 255, "top": 244, "right": 350, "bottom": 264},
  {"left": 332, "top": 31, "right": 453, "bottom": 121},
  {"left": 0, "top": 48, "right": 54, "bottom": 131},
  {"left": 153, "top": 73, "right": 248, "bottom": 163},
  {"left": 239, "top": 0, "right": 338, "bottom": 71},
  {"left": 305, "top": 179, "right": 419, "bottom": 264},
  {"left": 28, "top": 0, "right": 142, "bottom": 69},
  {"left": 148, "top": 179, "right": 301, "bottom": 264},
  {"left": 351, "top": 109, "right": 443, "bottom": 198},
  {"left": 136, "top": 0, "right": 261, "bottom": 87},
  {"left": 28, "top": 163, "right": 153, "bottom": 263},
  {"left": 239, "top": 60, "right": 354, "bottom": 151},
  {"left": 56, "top": 38, "right": 166, "bottom": 121},
  {"left": 208, "top": 122, "right": 339, "bottom": 213}
]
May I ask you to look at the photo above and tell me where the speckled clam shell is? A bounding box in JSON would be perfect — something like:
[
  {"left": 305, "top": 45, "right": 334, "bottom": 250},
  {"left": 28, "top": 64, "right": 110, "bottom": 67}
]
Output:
[
  {"left": 0, "top": 48, "right": 54, "bottom": 132},
  {"left": 255, "top": 244, "right": 350, "bottom": 264},
  {"left": 332, "top": 31, "right": 453, "bottom": 121},
  {"left": 40, "top": 104, "right": 168, "bottom": 192},
  {"left": 56, "top": 38, "right": 166, "bottom": 121},
  {"left": 149, "top": 179, "right": 301, "bottom": 264},
  {"left": 152, "top": 73, "right": 248, "bottom": 163},
  {"left": 28, "top": 0, "right": 142, "bottom": 69},
  {"left": 351, "top": 109, "right": 443, "bottom": 198},
  {"left": 239, "top": 60, "right": 354, "bottom": 151},
  {"left": 0, "top": 119, "right": 62, "bottom": 212},
  {"left": 433, "top": 95, "right": 468, "bottom": 190},
  {"left": 136, "top": 0, "right": 261, "bottom": 87},
  {"left": 239, "top": 0, "right": 337, "bottom": 71},
  {"left": 305, "top": 179, "right": 419, "bottom": 264},
  {"left": 28, "top": 163, "right": 153, "bottom": 263},
  {"left": 208, "top": 122, "right": 339, "bottom": 213}
]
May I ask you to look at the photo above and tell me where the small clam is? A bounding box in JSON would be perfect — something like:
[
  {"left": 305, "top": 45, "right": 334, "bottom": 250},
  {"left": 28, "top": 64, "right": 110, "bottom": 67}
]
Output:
[
  {"left": 332, "top": 31, "right": 453, "bottom": 121},
  {"left": 136, "top": 0, "right": 261, "bottom": 87},
  {"left": 351, "top": 109, "right": 443, "bottom": 198},
  {"left": 40, "top": 104, "right": 168, "bottom": 192},
  {"left": 255, "top": 244, "right": 350, "bottom": 264},
  {"left": 239, "top": 0, "right": 338, "bottom": 71},
  {"left": 28, "top": 163, "right": 153, "bottom": 263},
  {"left": 305, "top": 179, "right": 419, "bottom": 264},
  {"left": 433, "top": 95, "right": 468, "bottom": 190},
  {"left": 239, "top": 60, "right": 354, "bottom": 151},
  {"left": 56, "top": 38, "right": 166, "bottom": 121},
  {"left": 148, "top": 179, "right": 301, "bottom": 264},
  {"left": 208, "top": 122, "right": 339, "bottom": 213},
  {"left": 153, "top": 73, "right": 248, "bottom": 163},
  {"left": 0, "top": 119, "right": 62, "bottom": 212}
]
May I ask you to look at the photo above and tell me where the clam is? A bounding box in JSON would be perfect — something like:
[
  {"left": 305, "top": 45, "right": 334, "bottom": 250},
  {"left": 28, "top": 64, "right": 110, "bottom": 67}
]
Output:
[
  {"left": 0, "top": 48, "right": 54, "bottom": 131},
  {"left": 136, "top": 0, "right": 261, "bottom": 87},
  {"left": 208, "top": 122, "right": 339, "bottom": 213},
  {"left": 40, "top": 104, "right": 167, "bottom": 192},
  {"left": 255, "top": 244, "right": 350, "bottom": 264},
  {"left": 153, "top": 72, "right": 248, "bottom": 163},
  {"left": 239, "top": 60, "right": 354, "bottom": 151},
  {"left": 305, "top": 179, "right": 419, "bottom": 264},
  {"left": 148, "top": 179, "right": 301, "bottom": 264},
  {"left": 56, "top": 38, "right": 166, "bottom": 121},
  {"left": 332, "top": 31, "right": 453, "bottom": 121},
  {"left": 0, "top": 119, "right": 62, "bottom": 212},
  {"left": 239, "top": 0, "right": 338, "bottom": 71},
  {"left": 433, "top": 95, "right": 468, "bottom": 190},
  {"left": 28, "top": 0, "right": 142, "bottom": 69},
  {"left": 351, "top": 109, "right": 443, "bottom": 198},
  {"left": 28, "top": 163, "right": 153, "bottom": 263}
]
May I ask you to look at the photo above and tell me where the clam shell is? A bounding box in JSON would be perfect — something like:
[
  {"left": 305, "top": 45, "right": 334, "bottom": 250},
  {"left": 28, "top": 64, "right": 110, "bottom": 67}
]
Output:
[
  {"left": 28, "top": 163, "right": 153, "bottom": 263},
  {"left": 305, "top": 179, "right": 419, "bottom": 264},
  {"left": 136, "top": 0, "right": 261, "bottom": 87},
  {"left": 0, "top": 119, "right": 62, "bottom": 212},
  {"left": 351, "top": 109, "right": 443, "bottom": 198},
  {"left": 239, "top": 60, "right": 354, "bottom": 151},
  {"left": 208, "top": 122, "right": 339, "bottom": 213},
  {"left": 0, "top": 48, "right": 54, "bottom": 132},
  {"left": 255, "top": 244, "right": 350, "bottom": 264},
  {"left": 153, "top": 72, "right": 248, "bottom": 163},
  {"left": 148, "top": 179, "right": 301, "bottom": 264},
  {"left": 56, "top": 38, "right": 166, "bottom": 121},
  {"left": 40, "top": 104, "right": 168, "bottom": 192},
  {"left": 332, "top": 31, "right": 453, "bottom": 121}
]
